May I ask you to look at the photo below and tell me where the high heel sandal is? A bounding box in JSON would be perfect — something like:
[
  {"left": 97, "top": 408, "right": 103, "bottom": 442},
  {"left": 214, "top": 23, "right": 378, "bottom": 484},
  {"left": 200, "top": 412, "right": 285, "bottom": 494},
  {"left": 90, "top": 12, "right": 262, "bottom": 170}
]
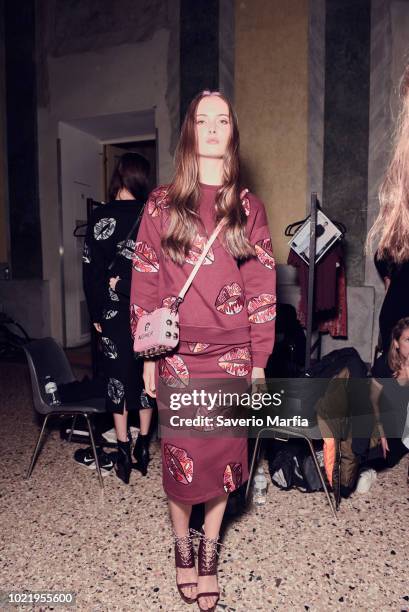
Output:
[
  {"left": 197, "top": 533, "right": 220, "bottom": 612},
  {"left": 174, "top": 532, "right": 198, "bottom": 604}
]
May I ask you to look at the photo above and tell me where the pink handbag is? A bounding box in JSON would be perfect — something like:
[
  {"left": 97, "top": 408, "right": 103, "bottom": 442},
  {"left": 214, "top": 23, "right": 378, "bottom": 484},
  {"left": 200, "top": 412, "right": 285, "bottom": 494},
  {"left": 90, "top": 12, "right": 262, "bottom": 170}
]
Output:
[{"left": 133, "top": 219, "right": 226, "bottom": 358}]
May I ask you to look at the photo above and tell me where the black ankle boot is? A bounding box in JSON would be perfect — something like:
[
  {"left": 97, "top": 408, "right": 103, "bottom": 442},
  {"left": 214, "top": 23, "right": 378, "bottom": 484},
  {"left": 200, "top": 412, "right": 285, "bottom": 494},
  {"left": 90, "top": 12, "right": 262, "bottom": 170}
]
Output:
[
  {"left": 115, "top": 440, "right": 132, "bottom": 484},
  {"left": 133, "top": 434, "right": 150, "bottom": 476}
]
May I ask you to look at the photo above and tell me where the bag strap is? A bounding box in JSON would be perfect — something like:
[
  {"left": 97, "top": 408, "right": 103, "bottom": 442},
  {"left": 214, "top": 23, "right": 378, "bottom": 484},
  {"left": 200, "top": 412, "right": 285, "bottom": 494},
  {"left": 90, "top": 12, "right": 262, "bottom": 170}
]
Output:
[
  {"left": 177, "top": 219, "right": 226, "bottom": 302},
  {"left": 107, "top": 205, "right": 145, "bottom": 271}
]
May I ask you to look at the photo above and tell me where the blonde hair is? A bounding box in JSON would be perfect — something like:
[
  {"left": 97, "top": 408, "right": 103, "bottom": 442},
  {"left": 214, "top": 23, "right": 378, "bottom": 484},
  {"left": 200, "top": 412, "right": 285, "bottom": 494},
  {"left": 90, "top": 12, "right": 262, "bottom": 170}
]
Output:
[
  {"left": 387, "top": 316, "right": 409, "bottom": 374},
  {"left": 162, "top": 91, "right": 255, "bottom": 265},
  {"left": 367, "top": 65, "right": 409, "bottom": 263}
]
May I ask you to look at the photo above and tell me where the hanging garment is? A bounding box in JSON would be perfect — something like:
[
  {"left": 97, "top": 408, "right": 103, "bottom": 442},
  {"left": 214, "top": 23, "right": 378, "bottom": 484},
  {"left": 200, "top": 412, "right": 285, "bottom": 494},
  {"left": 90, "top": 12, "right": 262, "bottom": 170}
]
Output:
[{"left": 287, "top": 243, "right": 347, "bottom": 337}]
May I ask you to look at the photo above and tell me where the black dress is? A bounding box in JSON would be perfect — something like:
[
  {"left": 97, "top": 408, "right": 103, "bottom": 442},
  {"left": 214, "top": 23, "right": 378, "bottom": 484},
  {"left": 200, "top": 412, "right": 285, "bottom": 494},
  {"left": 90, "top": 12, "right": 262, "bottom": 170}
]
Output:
[
  {"left": 83, "top": 200, "right": 144, "bottom": 414},
  {"left": 375, "top": 255, "right": 409, "bottom": 351}
]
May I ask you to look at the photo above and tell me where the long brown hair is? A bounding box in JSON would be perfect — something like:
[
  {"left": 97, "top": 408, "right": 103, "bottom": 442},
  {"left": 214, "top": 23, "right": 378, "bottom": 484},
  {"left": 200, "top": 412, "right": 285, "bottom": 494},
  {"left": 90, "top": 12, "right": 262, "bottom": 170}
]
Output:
[
  {"left": 387, "top": 316, "right": 409, "bottom": 374},
  {"left": 162, "top": 91, "right": 255, "bottom": 265},
  {"left": 367, "top": 65, "right": 409, "bottom": 263}
]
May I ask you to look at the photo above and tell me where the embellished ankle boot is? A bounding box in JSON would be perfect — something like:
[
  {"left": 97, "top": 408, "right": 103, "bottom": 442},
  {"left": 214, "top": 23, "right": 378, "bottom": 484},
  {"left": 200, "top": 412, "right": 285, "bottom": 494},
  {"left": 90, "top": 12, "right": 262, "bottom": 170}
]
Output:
[
  {"left": 133, "top": 433, "right": 150, "bottom": 476},
  {"left": 174, "top": 532, "right": 197, "bottom": 604},
  {"left": 197, "top": 533, "right": 220, "bottom": 612},
  {"left": 115, "top": 440, "right": 132, "bottom": 484}
]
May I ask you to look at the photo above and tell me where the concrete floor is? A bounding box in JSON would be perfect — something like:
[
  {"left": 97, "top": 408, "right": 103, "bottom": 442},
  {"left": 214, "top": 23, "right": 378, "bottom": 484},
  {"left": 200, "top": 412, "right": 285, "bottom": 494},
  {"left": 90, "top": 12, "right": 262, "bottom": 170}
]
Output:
[{"left": 1, "top": 362, "right": 408, "bottom": 612}]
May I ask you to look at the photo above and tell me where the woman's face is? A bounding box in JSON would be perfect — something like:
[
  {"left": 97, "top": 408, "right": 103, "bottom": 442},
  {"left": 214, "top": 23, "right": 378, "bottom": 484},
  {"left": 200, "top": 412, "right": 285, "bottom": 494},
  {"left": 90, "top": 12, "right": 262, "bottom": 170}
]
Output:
[
  {"left": 195, "top": 95, "right": 231, "bottom": 159},
  {"left": 395, "top": 327, "right": 409, "bottom": 362}
]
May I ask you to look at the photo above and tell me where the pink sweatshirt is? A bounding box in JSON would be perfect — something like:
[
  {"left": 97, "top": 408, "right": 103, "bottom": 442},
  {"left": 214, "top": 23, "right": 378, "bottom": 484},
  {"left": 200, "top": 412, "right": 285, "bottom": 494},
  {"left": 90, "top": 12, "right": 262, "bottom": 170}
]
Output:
[{"left": 130, "top": 184, "right": 276, "bottom": 368}]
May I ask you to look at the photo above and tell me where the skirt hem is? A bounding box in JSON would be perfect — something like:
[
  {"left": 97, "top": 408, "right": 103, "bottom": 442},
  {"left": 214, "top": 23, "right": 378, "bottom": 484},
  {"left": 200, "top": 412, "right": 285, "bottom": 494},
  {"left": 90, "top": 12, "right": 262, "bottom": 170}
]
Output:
[{"left": 164, "top": 479, "right": 248, "bottom": 506}]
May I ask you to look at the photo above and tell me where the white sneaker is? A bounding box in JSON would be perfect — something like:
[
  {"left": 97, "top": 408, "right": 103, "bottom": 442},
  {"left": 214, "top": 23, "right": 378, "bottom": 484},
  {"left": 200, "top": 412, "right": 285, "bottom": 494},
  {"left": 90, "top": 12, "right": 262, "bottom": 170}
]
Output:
[{"left": 356, "top": 469, "right": 377, "bottom": 493}]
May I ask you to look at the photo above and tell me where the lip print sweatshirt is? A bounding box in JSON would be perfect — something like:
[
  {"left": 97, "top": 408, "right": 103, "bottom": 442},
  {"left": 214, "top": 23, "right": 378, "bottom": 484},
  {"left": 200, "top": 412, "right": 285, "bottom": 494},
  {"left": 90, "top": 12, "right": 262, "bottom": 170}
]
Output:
[{"left": 130, "top": 184, "right": 276, "bottom": 368}]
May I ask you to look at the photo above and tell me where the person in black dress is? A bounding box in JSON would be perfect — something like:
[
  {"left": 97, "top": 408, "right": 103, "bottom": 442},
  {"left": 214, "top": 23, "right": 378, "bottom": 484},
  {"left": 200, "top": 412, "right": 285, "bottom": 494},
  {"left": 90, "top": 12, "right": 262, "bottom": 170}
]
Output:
[
  {"left": 367, "top": 65, "right": 409, "bottom": 352},
  {"left": 83, "top": 153, "right": 153, "bottom": 483}
]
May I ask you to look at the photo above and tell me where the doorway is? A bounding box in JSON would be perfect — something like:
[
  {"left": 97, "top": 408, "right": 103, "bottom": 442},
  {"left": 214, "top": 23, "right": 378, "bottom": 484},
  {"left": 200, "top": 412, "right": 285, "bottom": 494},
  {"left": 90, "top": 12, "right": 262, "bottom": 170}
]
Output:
[{"left": 58, "top": 109, "right": 156, "bottom": 347}]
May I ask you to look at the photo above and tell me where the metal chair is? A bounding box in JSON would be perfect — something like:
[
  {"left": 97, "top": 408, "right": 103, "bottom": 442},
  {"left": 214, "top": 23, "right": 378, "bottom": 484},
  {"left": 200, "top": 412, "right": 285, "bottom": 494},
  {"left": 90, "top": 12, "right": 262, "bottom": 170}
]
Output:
[
  {"left": 23, "top": 337, "right": 106, "bottom": 489},
  {"left": 245, "top": 392, "right": 337, "bottom": 519}
]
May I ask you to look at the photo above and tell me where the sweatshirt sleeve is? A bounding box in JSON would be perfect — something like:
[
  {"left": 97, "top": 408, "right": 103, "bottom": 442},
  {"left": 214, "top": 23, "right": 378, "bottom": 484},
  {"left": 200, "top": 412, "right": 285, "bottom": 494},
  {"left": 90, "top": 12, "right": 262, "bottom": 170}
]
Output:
[
  {"left": 82, "top": 215, "right": 107, "bottom": 323},
  {"left": 239, "top": 195, "right": 276, "bottom": 368},
  {"left": 129, "top": 208, "right": 161, "bottom": 338}
]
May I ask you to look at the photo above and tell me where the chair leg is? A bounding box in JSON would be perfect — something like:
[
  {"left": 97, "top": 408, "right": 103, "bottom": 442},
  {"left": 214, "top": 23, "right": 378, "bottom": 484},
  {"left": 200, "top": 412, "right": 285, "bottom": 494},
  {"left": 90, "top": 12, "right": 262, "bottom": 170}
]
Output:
[
  {"left": 68, "top": 415, "right": 78, "bottom": 443},
  {"left": 85, "top": 415, "right": 104, "bottom": 490},
  {"left": 305, "top": 438, "right": 337, "bottom": 519},
  {"left": 245, "top": 432, "right": 263, "bottom": 502},
  {"left": 26, "top": 414, "right": 50, "bottom": 479}
]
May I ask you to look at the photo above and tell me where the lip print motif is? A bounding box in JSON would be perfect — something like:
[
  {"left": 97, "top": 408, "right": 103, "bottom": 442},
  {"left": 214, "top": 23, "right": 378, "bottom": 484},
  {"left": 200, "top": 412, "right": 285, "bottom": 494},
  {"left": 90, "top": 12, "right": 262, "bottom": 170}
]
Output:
[
  {"left": 82, "top": 243, "right": 91, "bottom": 264},
  {"left": 132, "top": 241, "right": 159, "bottom": 273},
  {"left": 103, "top": 309, "right": 118, "bottom": 320},
  {"left": 215, "top": 282, "right": 244, "bottom": 315},
  {"left": 255, "top": 238, "right": 275, "bottom": 270},
  {"left": 162, "top": 296, "right": 178, "bottom": 309},
  {"left": 147, "top": 187, "right": 169, "bottom": 217},
  {"left": 247, "top": 293, "right": 277, "bottom": 324},
  {"left": 188, "top": 342, "right": 210, "bottom": 353},
  {"left": 218, "top": 347, "right": 252, "bottom": 377},
  {"left": 94, "top": 217, "right": 116, "bottom": 240},
  {"left": 116, "top": 239, "right": 136, "bottom": 260},
  {"left": 109, "top": 287, "right": 119, "bottom": 302},
  {"left": 185, "top": 234, "right": 214, "bottom": 266},
  {"left": 130, "top": 304, "right": 148, "bottom": 336},
  {"left": 107, "top": 378, "right": 124, "bottom": 404},
  {"left": 101, "top": 337, "right": 118, "bottom": 359},
  {"left": 164, "top": 443, "right": 193, "bottom": 485},
  {"left": 159, "top": 355, "right": 190, "bottom": 388},
  {"left": 223, "top": 463, "right": 243, "bottom": 493}
]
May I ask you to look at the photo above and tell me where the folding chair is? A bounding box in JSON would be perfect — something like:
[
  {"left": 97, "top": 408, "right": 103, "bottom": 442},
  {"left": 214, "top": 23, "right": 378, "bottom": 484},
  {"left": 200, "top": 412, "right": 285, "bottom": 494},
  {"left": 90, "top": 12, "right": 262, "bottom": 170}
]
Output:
[
  {"left": 23, "top": 337, "right": 106, "bottom": 489},
  {"left": 246, "top": 391, "right": 337, "bottom": 519}
]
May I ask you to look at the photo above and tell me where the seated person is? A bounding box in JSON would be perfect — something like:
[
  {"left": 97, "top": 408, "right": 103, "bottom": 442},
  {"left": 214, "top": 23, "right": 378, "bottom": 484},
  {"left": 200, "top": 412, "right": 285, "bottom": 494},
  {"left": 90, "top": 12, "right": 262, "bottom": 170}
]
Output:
[{"left": 370, "top": 317, "right": 409, "bottom": 466}]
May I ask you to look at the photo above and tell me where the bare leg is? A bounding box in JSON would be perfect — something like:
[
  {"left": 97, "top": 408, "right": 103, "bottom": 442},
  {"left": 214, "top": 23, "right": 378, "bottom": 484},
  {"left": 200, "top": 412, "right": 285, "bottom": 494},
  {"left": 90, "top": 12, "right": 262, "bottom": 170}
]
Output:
[
  {"left": 168, "top": 498, "right": 197, "bottom": 601},
  {"left": 198, "top": 493, "right": 228, "bottom": 610},
  {"left": 113, "top": 404, "right": 128, "bottom": 442},
  {"left": 139, "top": 407, "right": 153, "bottom": 435}
]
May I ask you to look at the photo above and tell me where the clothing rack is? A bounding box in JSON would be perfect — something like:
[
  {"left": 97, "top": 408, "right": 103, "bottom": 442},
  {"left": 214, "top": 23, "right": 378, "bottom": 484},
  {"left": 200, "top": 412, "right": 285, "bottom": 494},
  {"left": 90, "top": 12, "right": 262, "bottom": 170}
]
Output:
[
  {"left": 305, "top": 192, "right": 318, "bottom": 370},
  {"left": 287, "top": 193, "right": 346, "bottom": 368}
]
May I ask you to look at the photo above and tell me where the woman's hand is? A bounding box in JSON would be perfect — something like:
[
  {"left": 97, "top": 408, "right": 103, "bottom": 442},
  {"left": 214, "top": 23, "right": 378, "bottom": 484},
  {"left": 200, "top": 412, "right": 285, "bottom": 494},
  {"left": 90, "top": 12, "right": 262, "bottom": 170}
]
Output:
[
  {"left": 93, "top": 322, "right": 102, "bottom": 333},
  {"left": 251, "top": 367, "right": 266, "bottom": 382},
  {"left": 109, "top": 276, "right": 120, "bottom": 291},
  {"left": 143, "top": 359, "right": 156, "bottom": 398},
  {"left": 251, "top": 366, "right": 266, "bottom": 394},
  {"left": 380, "top": 436, "right": 389, "bottom": 459}
]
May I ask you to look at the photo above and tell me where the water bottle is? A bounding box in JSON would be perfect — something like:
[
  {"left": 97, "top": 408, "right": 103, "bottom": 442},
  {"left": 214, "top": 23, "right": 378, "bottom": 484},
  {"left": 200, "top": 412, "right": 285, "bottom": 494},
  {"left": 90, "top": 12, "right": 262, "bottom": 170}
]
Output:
[
  {"left": 253, "top": 465, "right": 268, "bottom": 506},
  {"left": 44, "top": 375, "right": 61, "bottom": 406}
]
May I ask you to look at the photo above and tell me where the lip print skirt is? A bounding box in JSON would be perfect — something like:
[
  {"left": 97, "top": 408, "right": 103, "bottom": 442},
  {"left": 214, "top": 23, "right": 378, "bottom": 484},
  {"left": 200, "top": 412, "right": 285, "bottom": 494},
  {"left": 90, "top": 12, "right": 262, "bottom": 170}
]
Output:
[{"left": 156, "top": 341, "right": 250, "bottom": 505}]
